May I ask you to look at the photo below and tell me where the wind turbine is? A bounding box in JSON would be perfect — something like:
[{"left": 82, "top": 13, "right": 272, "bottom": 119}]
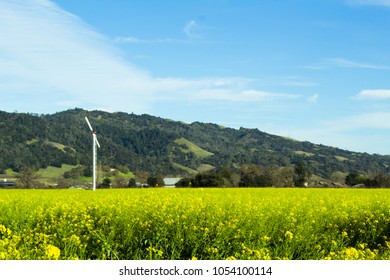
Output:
[{"left": 85, "top": 116, "right": 100, "bottom": 191}]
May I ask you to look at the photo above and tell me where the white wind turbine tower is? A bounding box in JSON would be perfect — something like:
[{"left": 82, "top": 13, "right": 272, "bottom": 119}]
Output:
[{"left": 85, "top": 116, "right": 101, "bottom": 191}]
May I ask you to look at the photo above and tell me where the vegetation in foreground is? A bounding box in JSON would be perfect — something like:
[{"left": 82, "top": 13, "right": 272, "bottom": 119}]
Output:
[{"left": 1, "top": 188, "right": 390, "bottom": 260}]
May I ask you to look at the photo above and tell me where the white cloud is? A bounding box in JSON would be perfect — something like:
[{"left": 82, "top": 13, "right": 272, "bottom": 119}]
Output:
[
  {"left": 0, "top": 0, "right": 153, "bottom": 112},
  {"left": 354, "top": 89, "right": 390, "bottom": 100},
  {"left": 114, "top": 20, "right": 205, "bottom": 44},
  {"left": 183, "top": 20, "right": 202, "bottom": 38},
  {"left": 195, "top": 89, "right": 299, "bottom": 102},
  {"left": 0, "top": 0, "right": 296, "bottom": 114}
]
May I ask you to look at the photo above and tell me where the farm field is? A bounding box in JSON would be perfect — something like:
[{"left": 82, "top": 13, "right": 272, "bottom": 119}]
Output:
[{"left": 0, "top": 188, "right": 390, "bottom": 260}]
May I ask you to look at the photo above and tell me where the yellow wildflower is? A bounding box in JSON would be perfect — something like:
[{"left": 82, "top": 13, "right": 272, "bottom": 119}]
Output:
[
  {"left": 285, "top": 231, "right": 294, "bottom": 240},
  {"left": 45, "top": 244, "right": 61, "bottom": 260}
]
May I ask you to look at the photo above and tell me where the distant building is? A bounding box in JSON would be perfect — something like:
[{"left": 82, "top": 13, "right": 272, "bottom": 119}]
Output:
[
  {"left": 0, "top": 179, "right": 15, "bottom": 188},
  {"left": 135, "top": 182, "right": 148, "bottom": 188},
  {"left": 163, "top": 178, "right": 182, "bottom": 188}
]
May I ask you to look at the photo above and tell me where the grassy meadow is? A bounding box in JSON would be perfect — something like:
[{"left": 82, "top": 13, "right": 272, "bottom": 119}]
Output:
[{"left": 0, "top": 188, "right": 390, "bottom": 260}]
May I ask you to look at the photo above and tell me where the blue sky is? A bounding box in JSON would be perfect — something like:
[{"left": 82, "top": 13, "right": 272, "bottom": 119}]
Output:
[{"left": 1, "top": 0, "right": 390, "bottom": 154}]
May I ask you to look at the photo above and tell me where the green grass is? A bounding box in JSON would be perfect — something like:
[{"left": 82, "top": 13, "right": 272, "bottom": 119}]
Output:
[
  {"left": 293, "top": 150, "right": 315, "bottom": 157},
  {"left": 1, "top": 188, "right": 390, "bottom": 260},
  {"left": 175, "top": 137, "right": 214, "bottom": 159},
  {"left": 4, "top": 169, "right": 17, "bottom": 176},
  {"left": 26, "top": 138, "right": 39, "bottom": 145},
  {"left": 3, "top": 165, "right": 134, "bottom": 187},
  {"left": 196, "top": 164, "right": 215, "bottom": 173},
  {"left": 37, "top": 164, "right": 77, "bottom": 184},
  {"left": 45, "top": 140, "right": 67, "bottom": 152},
  {"left": 172, "top": 162, "right": 198, "bottom": 174},
  {"left": 282, "top": 136, "right": 299, "bottom": 142},
  {"left": 172, "top": 138, "right": 215, "bottom": 173},
  {"left": 335, "top": 155, "right": 349, "bottom": 161},
  {"left": 26, "top": 139, "right": 70, "bottom": 152},
  {"left": 38, "top": 164, "right": 76, "bottom": 178}
]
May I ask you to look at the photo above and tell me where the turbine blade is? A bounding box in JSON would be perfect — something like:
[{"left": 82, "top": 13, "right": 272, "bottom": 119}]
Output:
[
  {"left": 85, "top": 116, "right": 94, "bottom": 132},
  {"left": 95, "top": 136, "right": 101, "bottom": 148}
]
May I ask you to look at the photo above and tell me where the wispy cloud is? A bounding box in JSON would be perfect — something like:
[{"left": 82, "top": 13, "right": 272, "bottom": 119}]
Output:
[
  {"left": 354, "top": 89, "right": 390, "bottom": 100},
  {"left": 269, "top": 76, "right": 317, "bottom": 87},
  {"left": 323, "top": 112, "right": 390, "bottom": 130},
  {"left": 271, "top": 111, "right": 390, "bottom": 154},
  {"left": 326, "top": 58, "right": 390, "bottom": 70},
  {"left": 307, "top": 93, "right": 320, "bottom": 103},
  {"left": 146, "top": 77, "right": 299, "bottom": 103},
  {"left": 183, "top": 20, "right": 202, "bottom": 38},
  {"left": 0, "top": 0, "right": 295, "bottom": 114},
  {"left": 195, "top": 89, "right": 300, "bottom": 102},
  {"left": 114, "top": 36, "right": 143, "bottom": 43},
  {"left": 0, "top": 0, "right": 155, "bottom": 113},
  {"left": 114, "top": 20, "right": 204, "bottom": 44},
  {"left": 304, "top": 57, "right": 390, "bottom": 71},
  {"left": 346, "top": 0, "right": 390, "bottom": 7},
  {"left": 114, "top": 36, "right": 184, "bottom": 44}
]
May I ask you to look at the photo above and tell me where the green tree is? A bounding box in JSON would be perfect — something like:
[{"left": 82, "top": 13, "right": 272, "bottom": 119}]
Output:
[
  {"left": 83, "top": 166, "right": 93, "bottom": 177},
  {"left": 100, "top": 177, "right": 111, "bottom": 188},
  {"left": 239, "top": 173, "right": 272, "bottom": 187},
  {"left": 345, "top": 172, "right": 367, "bottom": 186},
  {"left": 272, "top": 167, "right": 294, "bottom": 187},
  {"left": 147, "top": 176, "right": 165, "bottom": 187},
  {"left": 293, "top": 161, "right": 309, "bottom": 187},
  {"left": 373, "top": 173, "right": 390, "bottom": 188},
  {"left": 15, "top": 167, "right": 40, "bottom": 188},
  {"left": 239, "top": 164, "right": 274, "bottom": 187},
  {"left": 63, "top": 166, "right": 85, "bottom": 179},
  {"left": 112, "top": 177, "right": 130, "bottom": 188},
  {"left": 175, "top": 177, "right": 193, "bottom": 188},
  {"left": 193, "top": 173, "right": 224, "bottom": 187},
  {"left": 128, "top": 178, "right": 137, "bottom": 188}
]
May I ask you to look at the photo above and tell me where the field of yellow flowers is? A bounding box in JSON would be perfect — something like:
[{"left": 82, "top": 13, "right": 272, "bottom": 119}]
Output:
[{"left": 0, "top": 188, "right": 390, "bottom": 260}]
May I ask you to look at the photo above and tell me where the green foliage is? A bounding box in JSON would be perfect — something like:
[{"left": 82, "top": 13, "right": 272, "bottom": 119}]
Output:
[
  {"left": 293, "top": 161, "right": 310, "bottom": 187},
  {"left": 193, "top": 172, "right": 224, "bottom": 187},
  {"left": 175, "top": 172, "right": 225, "bottom": 188},
  {"left": 174, "top": 137, "right": 214, "bottom": 158},
  {"left": 345, "top": 172, "right": 368, "bottom": 186},
  {"left": 238, "top": 164, "right": 274, "bottom": 187},
  {"left": 239, "top": 174, "right": 273, "bottom": 187},
  {"left": 100, "top": 178, "right": 111, "bottom": 189},
  {"left": 128, "top": 178, "right": 136, "bottom": 188},
  {"left": 175, "top": 177, "right": 193, "bottom": 188},
  {"left": 15, "top": 167, "right": 41, "bottom": 188},
  {"left": 0, "top": 109, "right": 389, "bottom": 182},
  {"left": 345, "top": 172, "right": 390, "bottom": 188},
  {"left": 146, "top": 176, "right": 164, "bottom": 187},
  {"left": 63, "top": 166, "right": 85, "bottom": 179}
]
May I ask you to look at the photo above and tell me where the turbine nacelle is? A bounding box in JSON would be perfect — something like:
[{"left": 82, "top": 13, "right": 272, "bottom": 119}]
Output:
[{"left": 85, "top": 117, "right": 100, "bottom": 148}]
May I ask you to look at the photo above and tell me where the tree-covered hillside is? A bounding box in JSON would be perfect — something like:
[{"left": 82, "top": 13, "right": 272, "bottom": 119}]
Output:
[{"left": 0, "top": 108, "right": 389, "bottom": 181}]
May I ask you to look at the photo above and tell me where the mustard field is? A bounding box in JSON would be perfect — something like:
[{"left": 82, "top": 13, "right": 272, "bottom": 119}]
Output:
[{"left": 0, "top": 188, "right": 390, "bottom": 260}]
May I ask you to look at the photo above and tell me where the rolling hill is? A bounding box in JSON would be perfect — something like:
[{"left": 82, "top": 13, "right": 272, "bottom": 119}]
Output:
[{"left": 0, "top": 108, "right": 389, "bottom": 183}]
